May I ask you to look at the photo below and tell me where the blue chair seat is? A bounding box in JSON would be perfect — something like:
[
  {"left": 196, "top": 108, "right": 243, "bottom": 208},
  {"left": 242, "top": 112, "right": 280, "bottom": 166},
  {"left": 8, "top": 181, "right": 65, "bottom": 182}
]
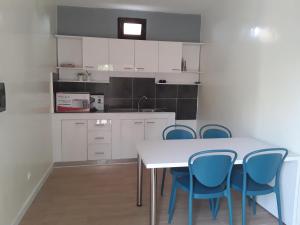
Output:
[
  {"left": 171, "top": 167, "right": 189, "bottom": 176},
  {"left": 231, "top": 168, "right": 274, "bottom": 195},
  {"left": 177, "top": 175, "right": 227, "bottom": 197}
]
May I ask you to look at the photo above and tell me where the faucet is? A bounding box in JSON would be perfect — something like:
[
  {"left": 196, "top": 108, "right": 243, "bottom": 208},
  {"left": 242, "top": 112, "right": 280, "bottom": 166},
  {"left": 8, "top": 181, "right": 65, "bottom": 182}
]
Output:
[{"left": 137, "top": 96, "right": 148, "bottom": 112}]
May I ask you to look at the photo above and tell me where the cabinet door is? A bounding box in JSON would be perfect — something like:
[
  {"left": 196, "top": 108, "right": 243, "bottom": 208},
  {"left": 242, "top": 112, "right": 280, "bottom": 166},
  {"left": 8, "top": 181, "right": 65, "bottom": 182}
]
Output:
[
  {"left": 120, "top": 120, "right": 145, "bottom": 158},
  {"left": 109, "top": 39, "right": 135, "bottom": 72},
  {"left": 135, "top": 40, "right": 158, "bottom": 72},
  {"left": 158, "top": 41, "right": 183, "bottom": 73},
  {"left": 145, "top": 119, "right": 169, "bottom": 140},
  {"left": 62, "top": 120, "right": 87, "bottom": 162},
  {"left": 83, "top": 37, "right": 109, "bottom": 71}
]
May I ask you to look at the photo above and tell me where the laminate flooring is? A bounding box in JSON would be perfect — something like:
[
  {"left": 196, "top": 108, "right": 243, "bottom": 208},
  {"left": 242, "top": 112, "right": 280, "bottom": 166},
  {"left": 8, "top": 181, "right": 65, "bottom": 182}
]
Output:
[{"left": 20, "top": 164, "right": 279, "bottom": 225}]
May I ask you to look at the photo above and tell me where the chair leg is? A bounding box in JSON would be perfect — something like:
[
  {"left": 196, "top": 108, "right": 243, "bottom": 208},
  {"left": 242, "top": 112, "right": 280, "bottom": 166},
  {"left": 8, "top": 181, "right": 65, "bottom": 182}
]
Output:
[
  {"left": 168, "top": 175, "right": 176, "bottom": 214},
  {"left": 168, "top": 181, "right": 177, "bottom": 224},
  {"left": 275, "top": 189, "right": 283, "bottom": 225},
  {"left": 188, "top": 193, "right": 193, "bottom": 225},
  {"left": 161, "top": 168, "right": 167, "bottom": 196},
  {"left": 227, "top": 192, "right": 233, "bottom": 225},
  {"left": 242, "top": 193, "right": 247, "bottom": 225},
  {"left": 252, "top": 196, "right": 256, "bottom": 215},
  {"left": 213, "top": 198, "right": 220, "bottom": 220}
]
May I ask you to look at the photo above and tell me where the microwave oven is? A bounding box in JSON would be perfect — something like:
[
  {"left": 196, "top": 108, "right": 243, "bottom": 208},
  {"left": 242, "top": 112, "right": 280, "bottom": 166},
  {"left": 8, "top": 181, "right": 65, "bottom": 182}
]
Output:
[{"left": 56, "top": 92, "right": 90, "bottom": 113}]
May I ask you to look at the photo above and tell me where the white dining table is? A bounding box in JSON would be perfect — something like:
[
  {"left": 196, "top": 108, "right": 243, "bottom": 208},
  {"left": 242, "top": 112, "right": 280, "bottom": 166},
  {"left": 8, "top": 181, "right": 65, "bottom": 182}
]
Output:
[{"left": 136, "top": 137, "right": 300, "bottom": 225}]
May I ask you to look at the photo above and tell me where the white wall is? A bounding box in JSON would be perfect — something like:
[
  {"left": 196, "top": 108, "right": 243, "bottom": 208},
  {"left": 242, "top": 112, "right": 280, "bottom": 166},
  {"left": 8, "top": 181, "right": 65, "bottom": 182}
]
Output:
[
  {"left": 199, "top": 0, "right": 300, "bottom": 224},
  {"left": 0, "top": 1, "right": 57, "bottom": 225}
]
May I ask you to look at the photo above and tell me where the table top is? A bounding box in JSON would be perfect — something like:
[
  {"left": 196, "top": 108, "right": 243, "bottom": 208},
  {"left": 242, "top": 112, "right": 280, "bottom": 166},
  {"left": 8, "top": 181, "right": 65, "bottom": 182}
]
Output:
[{"left": 136, "top": 137, "right": 300, "bottom": 169}]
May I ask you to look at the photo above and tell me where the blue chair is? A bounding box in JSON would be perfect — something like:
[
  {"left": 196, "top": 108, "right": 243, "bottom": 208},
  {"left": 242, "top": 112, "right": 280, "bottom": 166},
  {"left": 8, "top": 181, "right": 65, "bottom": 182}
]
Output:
[
  {"left": 160, "top": 125, "right": 197, "bottom": 196},
  {"left": 199, "top": 124, "right": 232, "bottom": 139},
  {"left": 231, "top": 148, "right": 288, "bottom": 225},
  {"left": 168, "top": 150, "right": 237, "bottom": 225}
]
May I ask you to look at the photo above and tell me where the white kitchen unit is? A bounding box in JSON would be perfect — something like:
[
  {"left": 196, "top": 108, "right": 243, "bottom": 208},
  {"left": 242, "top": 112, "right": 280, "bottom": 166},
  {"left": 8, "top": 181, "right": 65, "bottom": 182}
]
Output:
[
  {"left": 134, "top": 40, "right": 158, "bottom": 72},
  {"left": 120, "top": 120, "right": 145, "bottom": 158},
  {"left": 87, "top": 119, "right": 112, "bottom": 160},
  {"left": 57, "top": 36, "right": 83, "bottom": 68},
  {"left": 82, "top": 37, "right": 109, "bottom": 71},
  {"left": 61, "top": 120, "right": 87, "bottom": 162},
  {"left": 109, "top": 39, "right": 135, "bottom": 72},
  {"left": 52, "top": 112, "right": 175, "bottom": 162},
  {"left": 144, "top": 119, "right": 169, "bottom": 140},
  {"left": 158, "top": 41, "right": 182, "bottom": 73}
]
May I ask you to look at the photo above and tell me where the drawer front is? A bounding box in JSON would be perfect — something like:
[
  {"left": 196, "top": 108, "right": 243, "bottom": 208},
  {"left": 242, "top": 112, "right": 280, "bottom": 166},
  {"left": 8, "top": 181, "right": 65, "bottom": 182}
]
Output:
[
  {"left": 88, "top": 119, "right": 111, "bottom": 130},
  {"left": 88, "top": 130, "right": 111, "bottom": 144},
  {"left": 88, "top": 143, "right": 111, "bottom": 160}
]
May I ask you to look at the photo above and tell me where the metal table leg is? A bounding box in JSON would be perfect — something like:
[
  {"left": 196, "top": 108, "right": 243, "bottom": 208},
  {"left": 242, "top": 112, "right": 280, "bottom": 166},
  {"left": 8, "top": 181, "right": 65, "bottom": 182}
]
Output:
[
  {"left": 137, "top": 154, "right": 143, "bottom": 206},
  {"left": 150, "top": 168, "right": 157, "bottom": 225}
]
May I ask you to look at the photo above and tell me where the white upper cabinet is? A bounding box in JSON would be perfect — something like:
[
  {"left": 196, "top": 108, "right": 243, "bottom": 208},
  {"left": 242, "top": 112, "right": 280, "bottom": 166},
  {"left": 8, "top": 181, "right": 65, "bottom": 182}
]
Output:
[
  {"left": 158, "top": 41, "right": 183, "bottom": 73},
  {"left": 134, "top": 40, "right": 158, "bottom": 72},
  {"left": 57, "top": 37, "right": 83, "bottom": 68},
  {"left": 82, "top": 37, "right": 109, "bottom": 71},
  {"left": 109, "top": 39, "right": 135, "bottom": 72}
]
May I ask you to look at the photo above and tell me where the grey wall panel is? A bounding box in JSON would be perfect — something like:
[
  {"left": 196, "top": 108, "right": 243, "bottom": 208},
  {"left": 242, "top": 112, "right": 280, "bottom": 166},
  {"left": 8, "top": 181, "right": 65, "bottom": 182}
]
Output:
[{"left": 57, "top": 6, "right": 201, "bottom": 42}]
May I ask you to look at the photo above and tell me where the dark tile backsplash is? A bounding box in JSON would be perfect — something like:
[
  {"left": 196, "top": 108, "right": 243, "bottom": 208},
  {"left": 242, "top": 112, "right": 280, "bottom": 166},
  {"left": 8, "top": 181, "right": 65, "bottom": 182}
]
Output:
[
  {"left": 109, "top": 77, "right": 132, "bottom": 98},
  {"left": 53, "top": 77, "right": 198, "bottom": 120},
  {"left": 156, "top": 85, "right": 178, "bottom": 98},
  {"left": 133, "top": 78, "right": 155, "bottom": 98}
]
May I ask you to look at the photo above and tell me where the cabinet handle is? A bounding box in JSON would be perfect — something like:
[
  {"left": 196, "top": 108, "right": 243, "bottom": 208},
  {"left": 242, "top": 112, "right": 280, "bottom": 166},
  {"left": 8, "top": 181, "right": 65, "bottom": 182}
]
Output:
[
  {"left": 134, "top": 122, "right": 143, "bottom": 124},
  {"left": 136, "top": 67, "right": 144, "bottom": 70},
  {"left": 172, "top": 68, "right": 181, "bottom": 71},
  {"left": 124, "top": 67, "right": 133, "bottom": 70},
  {"left": 95, "top": 137, "right": 105, "bottom": 140},
  {"left": 75, "top": 122, "right": 85, "bottom": 125},
  {"left": 95, "top": 152, "right": 105, "bottom": 155},
  {"left": 85, "top": 66, "right": 94, "bottom": 68},
  {"left": 95, "top": 123, "right": 105, "bottom": 126},
  {"left": 147, "top": 121, "right": 155, "bottom": 124}
]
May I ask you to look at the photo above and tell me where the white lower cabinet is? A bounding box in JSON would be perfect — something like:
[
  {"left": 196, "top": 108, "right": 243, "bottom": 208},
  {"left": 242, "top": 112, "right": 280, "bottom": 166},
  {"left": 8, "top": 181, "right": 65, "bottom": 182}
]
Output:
[
  {"left": 53, "top": 114, "right": 175, "bottom": 162},
  {"left": 120, "top": 118, "right": 169, "bottom": 158},
  {"left": 61, "top": 120, "right": 88, "bottom": 162},
  {"left": 145, "top": 119, "right": 169, "bottom": 140},
  {"left": 87, "top": 119, "right": 112, "bottom": 161},
  {"left": 120, "top": 120, "right": 145, "bottom": 158}
]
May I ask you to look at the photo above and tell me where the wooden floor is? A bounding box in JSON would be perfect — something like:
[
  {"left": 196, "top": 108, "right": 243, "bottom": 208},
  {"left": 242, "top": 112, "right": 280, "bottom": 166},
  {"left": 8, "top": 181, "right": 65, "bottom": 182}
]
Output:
[{"left": 20, "top": 164, "right": 278, "bottom": 225}]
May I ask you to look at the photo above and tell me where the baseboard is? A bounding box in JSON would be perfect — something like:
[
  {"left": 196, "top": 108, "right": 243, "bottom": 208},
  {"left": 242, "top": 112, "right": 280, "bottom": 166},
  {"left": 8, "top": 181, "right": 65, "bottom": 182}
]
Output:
[{"left": 11, "top": 163, "right": 53, "bottom": 225}]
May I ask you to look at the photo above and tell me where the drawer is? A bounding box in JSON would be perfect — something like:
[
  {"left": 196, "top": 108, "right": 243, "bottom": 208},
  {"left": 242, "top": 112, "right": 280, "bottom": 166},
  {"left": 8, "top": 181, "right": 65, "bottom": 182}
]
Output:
[
  {"left": 88, "top": 143, "right": 111, "bottom": 160},
  {"left": 88, "top": 130, "right": 111, "bottom": 144},
  {"left": 88, "top": 119, "right": 111, "bottom": 130}
]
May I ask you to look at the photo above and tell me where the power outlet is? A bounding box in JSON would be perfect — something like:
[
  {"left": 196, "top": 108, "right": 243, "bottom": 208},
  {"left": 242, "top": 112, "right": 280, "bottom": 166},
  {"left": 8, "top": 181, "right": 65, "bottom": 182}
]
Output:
[{"left": 27, "top": 172, "right": 31, "bottom": 181}]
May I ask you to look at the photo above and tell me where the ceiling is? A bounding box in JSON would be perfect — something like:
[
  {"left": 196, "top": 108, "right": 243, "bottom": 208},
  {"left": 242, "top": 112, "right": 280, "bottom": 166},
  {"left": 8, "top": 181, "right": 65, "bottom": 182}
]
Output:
[{"left": 57, "top": 0, "right": 210, "bottom": 14}]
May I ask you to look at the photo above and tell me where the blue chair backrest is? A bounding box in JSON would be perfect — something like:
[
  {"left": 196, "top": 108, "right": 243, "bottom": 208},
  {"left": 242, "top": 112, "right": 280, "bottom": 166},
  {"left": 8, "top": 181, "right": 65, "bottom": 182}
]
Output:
[
  {"left": 163, "top": 125, "right": 197, "bottom": 140},
  {"left": 199, "top": 124, "right": 232, "bottom": 139},
  {"left": 188, "top": 150, "right": 237, "bottom": 187},
  {"left": 244, "top": 148, "right": 288, "bottom": 185}
]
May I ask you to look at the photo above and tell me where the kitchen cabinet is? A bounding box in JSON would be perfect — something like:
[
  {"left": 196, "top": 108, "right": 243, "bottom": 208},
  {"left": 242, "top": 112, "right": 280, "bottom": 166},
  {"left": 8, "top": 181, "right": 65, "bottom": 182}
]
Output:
[
  {"left": 120, "top": 120, "right": 145, "bottom": 158},
  {"left": 145, "top": 119, "right": 169, "bottom": 140},
  {"left": 158, "top": 41, "right": 183, "bottom": 73},
  {"left": 82, "top": 37, "right": 109, "bottom": 71},
  {"left": 87, "top": 119, "right": 112, "bottom": 160},
  {"left": 109, "top": 39, "right": 135, "bottom": 72},
  {"left": 135, "top": 40, "right": 158, "bottom": 72},
  {"left": 61, "top": 120, "right": 87, "bottom": 162},
  {"left": 57, "top": 37, "right": 83, "bottom": 68}
]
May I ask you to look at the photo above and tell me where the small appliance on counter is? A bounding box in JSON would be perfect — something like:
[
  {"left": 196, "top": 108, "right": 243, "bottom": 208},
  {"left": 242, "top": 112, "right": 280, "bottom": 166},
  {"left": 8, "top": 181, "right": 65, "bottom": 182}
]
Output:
[
  {"left": 56, "top": 92, "right": 90, "bottom": 113},
  {"left": 90, "top": 94, "right": 104, "bottom": 112}
]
